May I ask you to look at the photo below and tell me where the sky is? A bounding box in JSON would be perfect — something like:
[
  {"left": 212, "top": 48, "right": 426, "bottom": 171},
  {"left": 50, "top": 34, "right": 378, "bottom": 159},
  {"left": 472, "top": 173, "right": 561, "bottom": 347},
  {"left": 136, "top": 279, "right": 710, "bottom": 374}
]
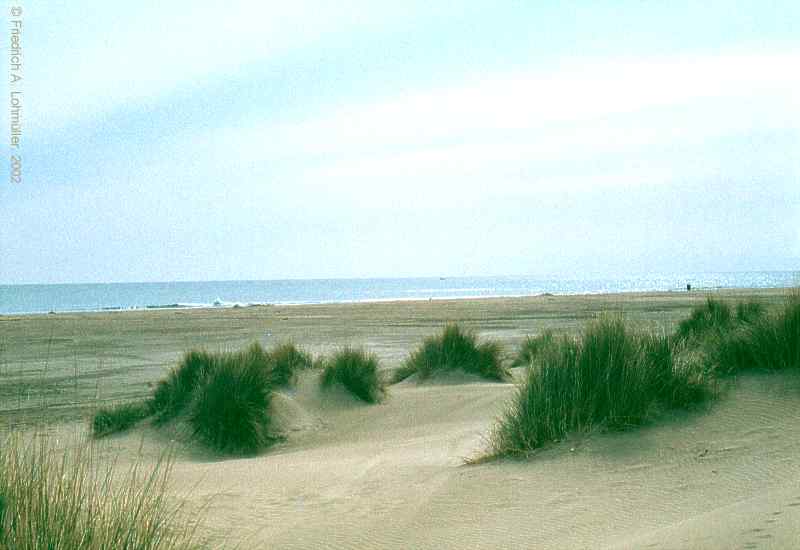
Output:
[{"left": 1, "top": 1, "right": 799, "bottom": 284}]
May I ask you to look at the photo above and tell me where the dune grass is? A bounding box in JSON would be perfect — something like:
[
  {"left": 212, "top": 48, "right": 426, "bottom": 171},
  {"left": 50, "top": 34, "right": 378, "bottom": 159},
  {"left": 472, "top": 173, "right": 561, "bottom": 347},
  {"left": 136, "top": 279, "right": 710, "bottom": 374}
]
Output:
[
  {"left": 735, "top": 299, "right": 766, "bottom": 324},
  {"left": 640, "top": 333, "right": 710, "bottom": 408},
  {"left": 320, "top": 347, "right": 385, "bottom": 403},
  {"left": 390, "top": 363, "right": 419, "bottom": 384},
  {"left": 676, "top": 297, "right": 733, "bottom": 341},
  {"left": 188, "top": 343, "right": 277, "bottom": 454},
  {"left": 400, "top": 324, "right": 508, "bottom": 382},
  {"left": 266, "top": 342, "right": 313, "bottom": 387},
  {"left": 489, "top": 294, "right": 799, "bottom": 458},
  {"left": 511, "top": 331, "right": 555, "bottom": 368},
  {"left": 708, "top": 296, "right": 800, "bottom": 374},
  {"left": 0, "top": 433, "right": 198, "bottom": 550},
  {"left": 675, "top": 295, "right": 797, "bottom": 375},
  {"left": 151, "top": 349, "right": 217, "bottom": 424},
  {"left": 92, "top": 400, "right": 153, "bottom": 438},
  {"left": 489, "top": 316, "right": 709, "bottom": 458},
  {"left": 91, "top": 343, "right": 284, "bottom": 454},
  {"left": 90, "top": 348, "right": 219, "bottom": 437},
  {"left": 748, "top": 297, "right": 800, "bottom": 371}
]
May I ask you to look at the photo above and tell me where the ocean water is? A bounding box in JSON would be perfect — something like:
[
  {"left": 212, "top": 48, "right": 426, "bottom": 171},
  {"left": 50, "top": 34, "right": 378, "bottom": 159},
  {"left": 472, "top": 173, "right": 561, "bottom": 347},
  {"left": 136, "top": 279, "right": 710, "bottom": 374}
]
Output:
[{"left": 0, "top": 272, "right": 797, "bottom": 315}]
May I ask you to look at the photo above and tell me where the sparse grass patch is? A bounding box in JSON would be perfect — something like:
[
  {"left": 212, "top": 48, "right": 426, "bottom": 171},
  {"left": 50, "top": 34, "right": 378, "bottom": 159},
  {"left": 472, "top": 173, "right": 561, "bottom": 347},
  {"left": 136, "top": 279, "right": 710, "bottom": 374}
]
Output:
[
  {"left": 320, "top": 347, "right": 385, "bottom": 403},
  {"left": 402, "top": 324, "right": 508, "bottom": 381},
  {"left": 391, "top": 363, "right": 418, "bottom": 384},
  {"left": 266, "top": 342, "right": 313, "bottom": 387},
  {"left": 511, "top": 331, "right": 555, "bottom": 368},
  {"left": 489, "top": 316, "right": 709, "bottom": 458},
  {"left": 311, "top": 356, "right": 327, "bottom": 370},
  {"left": 0, "top": 433, "right": 198, "bottom": 549},
  {"left": 92, "top": 400, "right": 153, "bottom": 438}
]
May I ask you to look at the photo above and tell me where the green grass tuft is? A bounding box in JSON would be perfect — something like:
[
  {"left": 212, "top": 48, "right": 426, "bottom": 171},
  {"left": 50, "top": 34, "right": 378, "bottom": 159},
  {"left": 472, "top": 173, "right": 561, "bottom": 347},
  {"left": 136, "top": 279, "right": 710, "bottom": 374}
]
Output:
[
  {"left": 676, "top": 297, "right": 733, "bottom": 341},
  {"left": 320, "top": 347, "right": 385, "bottom": 403},
  {"left": 489, "top": 316, "right": 709, "bottom": 458},
  {"left": 698, "top": 296, "right": 799, "bottom": 375},
  {"left": 391, "top": 363, "right": 419, "bottom": 384},
  {"left": 266, "top": 342, "right": 313, "bottom": 387},
  {"left": 641, "top": 333, "right": 709, "bottom": 408},
  {"left": 705, "top": 325, "right": 755, "bottom": 375},
  {"left": 0, "top": 493, "right": 5, "bottom": 533},
  {"left": 728, "top": 298, "right": 800, "bottom": 372},
  {"left": 0, "top": 433, "right": 199, "bottom": 549},
  {"left": 735, "top": 299, "right": 766, "bottom": 324},
  {"left": 90, "top": 349, "right": 218, "bottom": 437},
  {"left": 490, "top": 334, "right": 579, "bottom": 455},
  {"left": 151, "top": 349, "right": 217, "bottom": 424},
  {"left": 92, "top": 400, "right": 154, "bottom": 438},
  {"left": 188, "top": 343, "right": 277, "bottom": 454},
  {"left": 401, "top": 324, "right": 509, "bottom": 381},
  {"left": 90, "top": 343, "right": 281, "bottom": 454},
  {"left": 759, "top": 297, "right": 800, "bottom": 370},
  {"left": 511, "top": 331, "right": 555, "bottom": 367},
  {"left": 738, "top": 297, "right": 800, "bottom": 372}
]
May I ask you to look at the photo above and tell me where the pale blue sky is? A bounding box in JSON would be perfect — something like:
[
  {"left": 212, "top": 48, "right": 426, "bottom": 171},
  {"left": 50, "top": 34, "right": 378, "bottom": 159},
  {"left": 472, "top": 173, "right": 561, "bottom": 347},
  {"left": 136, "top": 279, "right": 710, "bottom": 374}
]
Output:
[{"left": 2, "top": 1, "right": 799, "bottom": 284}]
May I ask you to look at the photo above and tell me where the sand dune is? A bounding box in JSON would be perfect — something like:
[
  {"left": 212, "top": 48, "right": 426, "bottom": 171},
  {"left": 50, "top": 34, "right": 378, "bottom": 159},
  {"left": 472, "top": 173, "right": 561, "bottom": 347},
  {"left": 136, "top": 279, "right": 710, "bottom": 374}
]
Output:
[
  {"left": 4, "top": 290, "right": 798, "bottom": 548},
  {"left": 608, "top": 488, "right": 800, "bottom": 550},
  {"left": 83, "top": 369, "right": 799, "bottom": 549}
]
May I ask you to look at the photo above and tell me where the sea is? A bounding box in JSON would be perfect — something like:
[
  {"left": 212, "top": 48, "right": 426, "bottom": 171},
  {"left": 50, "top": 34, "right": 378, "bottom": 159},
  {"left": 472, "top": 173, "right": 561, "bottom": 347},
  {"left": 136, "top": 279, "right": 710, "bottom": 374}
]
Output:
[{"left": 0, "top": 271, "right": 797, "bottom": 316}]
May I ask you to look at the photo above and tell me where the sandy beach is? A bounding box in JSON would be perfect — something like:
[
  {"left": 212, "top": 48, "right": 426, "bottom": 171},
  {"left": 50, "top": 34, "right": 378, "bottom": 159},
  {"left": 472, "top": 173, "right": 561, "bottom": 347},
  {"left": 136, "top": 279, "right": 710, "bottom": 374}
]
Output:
[
  {"left": 2, "top": 288, "right": 799, "bottom": 548},
  {"left": 8, "top": 2, "right": 799, "bottom": 547}
]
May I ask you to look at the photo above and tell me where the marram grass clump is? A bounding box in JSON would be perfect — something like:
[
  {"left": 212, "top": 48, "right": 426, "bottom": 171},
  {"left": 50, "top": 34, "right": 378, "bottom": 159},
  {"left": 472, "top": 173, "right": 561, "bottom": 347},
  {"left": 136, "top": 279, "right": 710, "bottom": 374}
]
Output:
[
  {"left": 735, "top": 299, "right": 766, "bottom": 325},
  {"left": 489, "top": 316, "right": 709, "bottom": 458},
  {"left": 320, "top": 347, "right": 386, "bottom": 403},
  {"left": 0, "top": 433, "right": 199, "bottom": 550},
  {"left": 748, "top": 297, "right": 800, "bottom": 371},
  {"left": 90, "top": 342, "right": 303, "bottom": 454},
  {"left": 640, "top": 333, "right": 709, "bottom": 408},
  {"left": 511, "top": 331, "right": 555, "bottom": 368},
  {"left": 266, "top": 342, "right": 313, "bottom": 387},
  {"left": 676, "top": 297, "right": 733, "bottom": 341},
  {"left": 400, "top": 324, "right": 508, "bottom": 382},
  {"left": 91, "top": 348, "right": 218, "bottom": 437},
  {"left": 188, "top": 343, "right": 277, "bottom": 454},
  {"left": 708, "top": 296, "right": 800, "bottom": 374},
  {"left": 152, "top": 349, "right": 218, "bottom": 424},
  {"left": 92, "top": 400, "right": 154, "bottom": 437}
]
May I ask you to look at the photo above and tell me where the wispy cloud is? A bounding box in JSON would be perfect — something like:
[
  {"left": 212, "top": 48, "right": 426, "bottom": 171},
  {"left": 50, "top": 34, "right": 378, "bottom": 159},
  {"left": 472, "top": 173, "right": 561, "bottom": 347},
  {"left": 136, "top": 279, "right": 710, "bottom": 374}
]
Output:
[
  {"left": 168, "top": 50, "right": 800, "bottom": 208},
  {"left": 26, "top": 2, "right": 412, "bottom": 133},
  {"left": 247, "top": 51, "right": 799, "bottom": 154}
]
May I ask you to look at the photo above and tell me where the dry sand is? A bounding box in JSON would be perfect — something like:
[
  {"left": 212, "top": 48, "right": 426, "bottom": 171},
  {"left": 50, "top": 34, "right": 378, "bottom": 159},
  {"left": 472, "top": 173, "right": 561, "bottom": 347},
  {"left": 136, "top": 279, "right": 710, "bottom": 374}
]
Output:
[{"left": 2, "top": 288, "right": 799, "bottom": 548}]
